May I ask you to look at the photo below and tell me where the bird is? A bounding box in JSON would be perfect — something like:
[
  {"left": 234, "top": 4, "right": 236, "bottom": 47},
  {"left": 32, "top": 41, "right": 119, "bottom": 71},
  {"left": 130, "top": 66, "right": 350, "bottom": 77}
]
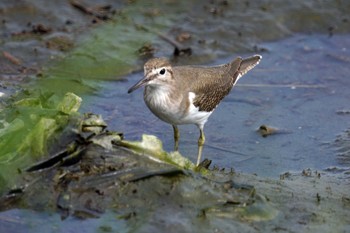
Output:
[{"left": 128, "top": 55, "right": 262, "bottom": 166}]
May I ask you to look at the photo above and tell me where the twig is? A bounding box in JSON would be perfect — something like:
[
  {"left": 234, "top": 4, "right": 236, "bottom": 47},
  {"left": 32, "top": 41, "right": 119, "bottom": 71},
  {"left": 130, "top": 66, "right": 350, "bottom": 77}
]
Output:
[
  {"left": 156, "top": 32, "right": 192, "bottom": 56},
  {"left": 70, "top": 0, "right": 94, "bottom": 16},
  {"left": 136, "top": 24, "right": 192, "bottom": 56},
  {"left": 69, "top": 0, "right": 112, "bottom": 21},
  {"left": 2, "top": 51, "right": 22, "bottom": 66}
]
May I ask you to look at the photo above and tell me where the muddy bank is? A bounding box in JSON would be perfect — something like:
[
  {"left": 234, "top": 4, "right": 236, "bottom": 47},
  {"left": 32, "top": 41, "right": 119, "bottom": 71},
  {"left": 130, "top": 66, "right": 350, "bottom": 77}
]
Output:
[{"left": 0, "top": 116, "right": 348, "bottom": 232}]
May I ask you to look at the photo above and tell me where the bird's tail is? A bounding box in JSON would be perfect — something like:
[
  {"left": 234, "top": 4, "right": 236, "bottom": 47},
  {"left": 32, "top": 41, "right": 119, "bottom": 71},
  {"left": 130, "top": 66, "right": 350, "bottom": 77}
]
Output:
[{"left": 239, "top": 55, "right": 262, "bottom": 76}]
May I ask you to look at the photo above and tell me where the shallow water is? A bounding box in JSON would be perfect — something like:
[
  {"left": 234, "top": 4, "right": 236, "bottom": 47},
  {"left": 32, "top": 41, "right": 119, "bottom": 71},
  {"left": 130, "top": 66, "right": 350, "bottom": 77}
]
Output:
[
  {"left": 0, "top": 209, "right": 125, "bottom": 233},
  {"left": 81, "top": 33, "right": 350, "bottom": 178}
]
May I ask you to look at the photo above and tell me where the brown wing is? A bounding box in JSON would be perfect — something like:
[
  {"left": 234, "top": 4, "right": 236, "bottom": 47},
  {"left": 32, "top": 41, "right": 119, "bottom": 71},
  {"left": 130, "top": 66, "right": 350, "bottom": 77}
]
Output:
[
  {"left": 192, "top": 72, "right": 241, "bottom": 112},
  {"left": 173, "top": 55, "right": 261, "bottom": 112},
  {"left": 191, "top": 55, "right": 261, "bottom": 112},
  {"left": 190, "top": 58, "right": 242, "bottom": 112}
]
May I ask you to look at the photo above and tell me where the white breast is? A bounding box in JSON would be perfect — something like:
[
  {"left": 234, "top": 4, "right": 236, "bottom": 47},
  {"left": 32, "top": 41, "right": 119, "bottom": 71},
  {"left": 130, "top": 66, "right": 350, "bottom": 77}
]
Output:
[
  {"left": 144, "top": 85, "right": 182, "bottom": 124},
  {"left": 145, "top": 87, "right": 212, "bottom": 128}
]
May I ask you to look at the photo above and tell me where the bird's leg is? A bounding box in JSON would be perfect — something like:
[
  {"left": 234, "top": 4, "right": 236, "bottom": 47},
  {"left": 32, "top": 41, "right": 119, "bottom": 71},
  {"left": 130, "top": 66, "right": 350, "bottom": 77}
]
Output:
[
  {"left": 172, "top": 125, "right": 179, "bottom": 151},
  {"left": 196, "top": 127, "right": 205, "bottom": 166}
]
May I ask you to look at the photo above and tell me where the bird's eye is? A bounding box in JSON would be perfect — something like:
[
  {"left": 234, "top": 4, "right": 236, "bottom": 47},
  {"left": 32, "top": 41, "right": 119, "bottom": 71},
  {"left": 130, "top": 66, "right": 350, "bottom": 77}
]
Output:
[{"left": 159, "top": 68, "right": 166, "bottom": 75}]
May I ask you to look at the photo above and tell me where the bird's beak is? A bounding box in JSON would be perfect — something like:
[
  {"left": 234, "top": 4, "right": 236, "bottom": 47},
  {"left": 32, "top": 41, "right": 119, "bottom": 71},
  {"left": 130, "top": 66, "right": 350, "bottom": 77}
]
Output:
[{"left": 127, "top": 76, "right": 150, "bottom": 93}]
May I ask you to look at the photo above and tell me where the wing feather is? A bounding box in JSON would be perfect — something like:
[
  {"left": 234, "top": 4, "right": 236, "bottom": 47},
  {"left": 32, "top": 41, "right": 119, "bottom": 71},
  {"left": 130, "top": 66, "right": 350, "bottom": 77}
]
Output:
[{"left": 173, "top": 55, "right": 261, "bottom": 112}]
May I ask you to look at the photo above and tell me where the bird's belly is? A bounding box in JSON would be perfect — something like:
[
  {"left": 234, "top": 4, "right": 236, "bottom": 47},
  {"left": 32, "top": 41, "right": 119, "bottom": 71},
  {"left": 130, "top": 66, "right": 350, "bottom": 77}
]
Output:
[
  {"left": 145, "top": 91, "right": 212, "bottom": 127},
  {"left": 181, "top": 105, "right": 212, "bottom": 126},
  {"left": 148, "top": 103, "right": 212, "bottom": 126}
]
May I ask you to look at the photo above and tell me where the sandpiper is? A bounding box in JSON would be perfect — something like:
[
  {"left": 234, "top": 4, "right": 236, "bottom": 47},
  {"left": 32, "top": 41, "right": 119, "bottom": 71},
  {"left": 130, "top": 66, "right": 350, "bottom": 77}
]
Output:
[{"left": 128, "top": 55, "right": 262, "bottom": 166}]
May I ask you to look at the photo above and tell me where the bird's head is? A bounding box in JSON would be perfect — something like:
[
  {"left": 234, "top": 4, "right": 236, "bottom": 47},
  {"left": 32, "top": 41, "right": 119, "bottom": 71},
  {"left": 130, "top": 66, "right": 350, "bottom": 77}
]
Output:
[{"left": 128, "top": 57, "right": 174, "bottom": 93}]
